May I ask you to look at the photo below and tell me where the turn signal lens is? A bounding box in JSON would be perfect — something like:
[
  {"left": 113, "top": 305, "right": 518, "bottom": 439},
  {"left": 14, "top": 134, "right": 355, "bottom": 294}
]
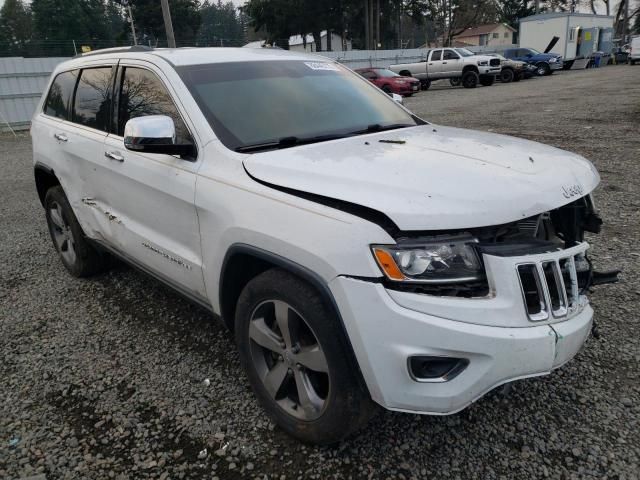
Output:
[{"left": 373, "top": 248, "right": 406, "bottom": 281}]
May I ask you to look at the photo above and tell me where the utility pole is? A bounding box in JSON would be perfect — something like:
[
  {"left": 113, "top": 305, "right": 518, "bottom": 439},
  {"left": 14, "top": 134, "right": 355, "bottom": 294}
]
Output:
[
  {"left": 161, "top": 0, "right": 177, "bottom": 48},
  {"left": 364, "top": 0, "right": 370, "bottom": 50},
  {"left": 126, "top": 2, "right": 137, "bottom": 45},
  {"left": 622, "top": 0, "right": 630, "bottom": 43},
  {"left": 376, "top": 0, "right": 380, "bottom": 49}
]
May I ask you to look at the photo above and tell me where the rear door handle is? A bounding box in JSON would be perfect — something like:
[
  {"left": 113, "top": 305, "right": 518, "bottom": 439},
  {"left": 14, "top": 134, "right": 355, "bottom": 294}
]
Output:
[
  {"left": 54, "top": 133, "right": 68, "bottom": 142},
  {"left": 105, "top": 151, "right": 124, "bottom": 162}
]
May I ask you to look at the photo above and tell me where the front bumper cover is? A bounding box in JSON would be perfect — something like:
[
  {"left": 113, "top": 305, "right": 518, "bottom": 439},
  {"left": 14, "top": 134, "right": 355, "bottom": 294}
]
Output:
[{"left": 330, "top": 275, "right": 593, "bottom": 414}]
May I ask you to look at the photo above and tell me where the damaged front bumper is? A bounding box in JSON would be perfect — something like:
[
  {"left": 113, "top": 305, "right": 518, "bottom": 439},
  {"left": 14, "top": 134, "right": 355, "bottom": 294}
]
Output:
[{"left": 330, "top": 274, "right": 594, "bottom": 414}]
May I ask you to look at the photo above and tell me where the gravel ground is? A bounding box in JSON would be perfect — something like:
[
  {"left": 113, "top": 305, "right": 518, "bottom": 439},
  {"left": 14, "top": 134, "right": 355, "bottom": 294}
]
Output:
[{"left": 1, "top": 65, "right": 639, "bottom": 480}]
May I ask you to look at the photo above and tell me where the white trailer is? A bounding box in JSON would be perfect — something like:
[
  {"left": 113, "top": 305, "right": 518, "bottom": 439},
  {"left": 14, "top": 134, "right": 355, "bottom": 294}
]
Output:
[{"left": 519, "top": 13, "right": 614, "bottom": 66}]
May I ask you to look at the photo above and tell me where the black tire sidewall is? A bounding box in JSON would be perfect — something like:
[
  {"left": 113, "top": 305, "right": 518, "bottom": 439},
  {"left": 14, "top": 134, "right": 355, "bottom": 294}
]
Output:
[
  {"left": 234, "top": 269, "right": 373, "bottom": 444},
  {"left": 501, "top": 69, "right": 514, "bottom": 82},
  {"left": 462, "top": 71, "right": 478, "bottom": 88},
  {"left": 44, "top": 186, "right": 104, "bottom": 277}
]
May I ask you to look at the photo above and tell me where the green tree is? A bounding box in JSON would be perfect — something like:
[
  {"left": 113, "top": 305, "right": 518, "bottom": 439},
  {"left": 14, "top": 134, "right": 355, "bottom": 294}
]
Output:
[
  {"left": 126, "top": 0, "right": 201, "bottom": 46},
  {"left": 0, "top": 0, "right": 33, "bottom": 52},
  {"left": 199, "top": 1, "right": 246, "bottom": 47}
]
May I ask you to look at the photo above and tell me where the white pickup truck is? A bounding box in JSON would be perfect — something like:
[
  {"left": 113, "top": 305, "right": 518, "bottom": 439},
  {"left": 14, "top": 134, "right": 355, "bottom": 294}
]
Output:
[{"left": 390, "top": 47, "right": 502, "bottom": 89}]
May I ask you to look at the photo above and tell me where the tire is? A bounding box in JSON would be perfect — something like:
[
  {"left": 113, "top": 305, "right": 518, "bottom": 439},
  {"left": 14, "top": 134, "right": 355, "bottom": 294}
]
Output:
[
  {"left": 235, "top": 268, "right": 375, "bottom": 444},
  {"left": 461, "top": 70, "right": 479, "bottom": 88},
  {"left": 420, "top": 79, "right": 431, "bottom": 90},
  {"left": 449, "top": 77, "right": 461, "bottom": 87},
  {"left": 44, "top": 186, "right": 108, "bottom": 277},
  {"left": 381, "top": 84, "right": 392, "bottom": 94},
  {"left": 479, "top": 75, "right": 495, "bottom": 87},
  {"left": 536, "top": 62, "right": 551, "bottom": 76},
  {"left": 513, "top": 72, "right": 522, "bottom": 82},
  {"left": 500, "top": 68, "right": 514, "bottom": 83}
]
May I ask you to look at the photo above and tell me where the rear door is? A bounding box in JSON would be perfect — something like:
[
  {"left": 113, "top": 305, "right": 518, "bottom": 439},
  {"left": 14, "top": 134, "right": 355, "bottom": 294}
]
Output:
[
  {"left": 427, "top": 49, "right": 444, "bottom": 77},
  {"left": 33, "top": 65, "right": 115, "bottom": 237},
  {"left": 97, "top": 61, "right": 206, "bottom": 299},
  {"left": 442, "top": 49, "right": 463, "bottom": 76}
]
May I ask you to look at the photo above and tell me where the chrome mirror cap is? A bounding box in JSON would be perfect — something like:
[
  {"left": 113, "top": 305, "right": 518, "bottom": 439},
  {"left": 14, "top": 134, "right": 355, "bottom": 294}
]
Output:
[{"left": 124, "top": 115, "right": 176, "bottom": 151}]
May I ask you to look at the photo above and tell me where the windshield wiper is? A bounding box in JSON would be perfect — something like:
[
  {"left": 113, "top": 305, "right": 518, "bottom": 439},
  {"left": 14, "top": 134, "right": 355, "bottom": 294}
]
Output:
[
  {"left": 349, "top": 123, "right": 415, "bottom": 135},
  {"left": 234, "top": 124, "right": 415, "bottom": 153}
]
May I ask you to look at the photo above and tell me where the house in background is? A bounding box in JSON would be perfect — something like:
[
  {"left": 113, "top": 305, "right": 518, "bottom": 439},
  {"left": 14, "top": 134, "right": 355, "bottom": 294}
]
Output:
[
  {"left": 453, "top": 23, "right": 517, "bottom": 47},
  {"left": 288, "top": 31, "right": 352, "bottom": 52}
]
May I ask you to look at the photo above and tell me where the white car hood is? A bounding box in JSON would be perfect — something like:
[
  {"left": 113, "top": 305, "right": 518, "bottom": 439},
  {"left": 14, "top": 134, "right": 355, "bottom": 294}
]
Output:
[{"left": 243, "top": 125, "right": 599, "bottom": 231}]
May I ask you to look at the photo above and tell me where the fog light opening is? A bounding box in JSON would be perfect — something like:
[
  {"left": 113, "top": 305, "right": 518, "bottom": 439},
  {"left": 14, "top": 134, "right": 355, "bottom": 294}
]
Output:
[{"left": 408, "top": 356, "right": 469, "bottom": 382}]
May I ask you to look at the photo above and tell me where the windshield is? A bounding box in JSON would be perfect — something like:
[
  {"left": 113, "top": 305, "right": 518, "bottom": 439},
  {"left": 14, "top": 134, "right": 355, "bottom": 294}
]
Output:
[
  {"left": 455, "top": 48, "right": 475, "bottom": 57},
  {"left": 178, "top": 60, "right": 418, "bottom": 152},
  {"left": 373, "top": 68, "right": 400, "bottom": 78},
  {"left": 526, "top": 48, "right": 541, "bottom": 55}
]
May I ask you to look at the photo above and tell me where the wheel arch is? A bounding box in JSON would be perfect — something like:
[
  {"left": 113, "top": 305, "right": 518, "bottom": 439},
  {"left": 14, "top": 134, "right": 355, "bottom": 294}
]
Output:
[
  {"left": 462, "top": 65, "right": 479, "bottom": 74},
  {"left": 219, "top": 244, "right": 342, "bottom": 333},
  {"left": 34, "top": 162, "right": 60, "bottom": 207},
  {"left": 398, "top": 70, "right": 411, "bottom": 77}
]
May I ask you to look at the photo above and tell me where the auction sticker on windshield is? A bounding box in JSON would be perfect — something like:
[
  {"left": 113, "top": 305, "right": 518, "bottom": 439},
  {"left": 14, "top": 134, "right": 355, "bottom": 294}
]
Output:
[{"left": 304, "top": 62, "right": 340, "bottom": 71}]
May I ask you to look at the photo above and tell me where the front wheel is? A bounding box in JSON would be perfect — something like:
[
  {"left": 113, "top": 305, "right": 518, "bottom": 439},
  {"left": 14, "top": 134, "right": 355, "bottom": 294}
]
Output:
[
  {"left": 461, "top": 70, "right": 479, "bottom": 88},
  {"left": 536, "top": 62, "right": 551, "bottom": 76},
  {"left": 235, "top": 269, "right": 375, "bottom": 444},
  {"left": 500, "top": 68, "right": 514, "bottom": 83}
]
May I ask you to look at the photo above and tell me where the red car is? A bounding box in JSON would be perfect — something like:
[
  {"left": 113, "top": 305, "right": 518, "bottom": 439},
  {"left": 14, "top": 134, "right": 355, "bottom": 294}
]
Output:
[{"left": 355, "top": 68, "right": 421, "bottom": 96}]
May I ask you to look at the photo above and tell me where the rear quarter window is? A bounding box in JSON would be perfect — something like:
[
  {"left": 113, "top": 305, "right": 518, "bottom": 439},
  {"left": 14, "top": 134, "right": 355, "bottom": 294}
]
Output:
[{"left": 44, "top": 70, "right": 79, "bottom": 120}]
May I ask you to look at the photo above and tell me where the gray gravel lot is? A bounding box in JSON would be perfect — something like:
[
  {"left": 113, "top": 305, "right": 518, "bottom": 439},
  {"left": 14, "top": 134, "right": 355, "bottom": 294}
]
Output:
[{"left": 2, "top": 65, "right": 639, "bottom": 480}]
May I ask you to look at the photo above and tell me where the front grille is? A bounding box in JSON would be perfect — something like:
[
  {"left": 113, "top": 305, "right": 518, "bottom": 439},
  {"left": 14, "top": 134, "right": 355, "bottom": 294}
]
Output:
[
  {"left": 489, "top": 58, "right": 501, "bottom": 67},
  {"left": 517, "top": 251, "right": 586, "bottom": 321}
]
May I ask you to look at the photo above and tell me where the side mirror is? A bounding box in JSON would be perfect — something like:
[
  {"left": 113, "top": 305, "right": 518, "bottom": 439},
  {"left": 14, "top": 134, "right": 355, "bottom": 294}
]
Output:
[
  {"left": 391, "top": 93, "right": 403, "bottom": 104},
  {"left": 124, "top": 115, "right": 194, "bottom": 156}
]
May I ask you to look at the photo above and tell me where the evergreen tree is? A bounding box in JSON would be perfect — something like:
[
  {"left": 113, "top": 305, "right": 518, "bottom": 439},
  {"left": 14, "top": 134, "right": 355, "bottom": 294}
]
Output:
[
  {"left": 0, "top": 0, "right": 33, "bottom": 52},
  {"left": 125, "top": 0, "right": 201, "bottom": 47}
]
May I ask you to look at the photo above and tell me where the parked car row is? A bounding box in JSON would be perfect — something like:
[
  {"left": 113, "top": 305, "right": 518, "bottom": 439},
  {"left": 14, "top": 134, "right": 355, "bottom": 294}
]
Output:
[{"left": 356, "top": 46, "right": 562, "bottom": 95}]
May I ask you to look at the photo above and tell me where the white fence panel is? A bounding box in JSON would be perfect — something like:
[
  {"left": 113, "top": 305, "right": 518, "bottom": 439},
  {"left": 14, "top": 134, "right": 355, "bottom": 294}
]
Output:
[{"left": 0, "top": 57, "right": 68, "bottom": 131}]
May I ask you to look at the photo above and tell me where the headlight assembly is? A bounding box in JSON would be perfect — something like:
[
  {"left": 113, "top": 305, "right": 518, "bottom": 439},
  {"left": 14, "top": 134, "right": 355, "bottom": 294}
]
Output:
[
  {"left": 477, "top": 60, "right": 488, "bottom": 66},
  {"left": 372, "top": 236, "right": 483, "bottom": 283},
  {"left": 549, "top": 57, "right": 557, "bottom": 63}
]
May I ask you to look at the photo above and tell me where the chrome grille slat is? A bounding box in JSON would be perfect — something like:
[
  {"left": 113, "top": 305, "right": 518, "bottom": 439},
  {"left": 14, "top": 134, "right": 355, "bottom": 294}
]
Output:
[{"left": 516, "top": 250, "right": 584, "bottom": 322}]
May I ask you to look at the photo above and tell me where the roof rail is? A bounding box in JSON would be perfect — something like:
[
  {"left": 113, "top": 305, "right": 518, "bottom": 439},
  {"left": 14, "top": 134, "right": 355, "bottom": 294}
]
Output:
[{"left": 73, "top": 45, "right": 153, "bottom": 59}]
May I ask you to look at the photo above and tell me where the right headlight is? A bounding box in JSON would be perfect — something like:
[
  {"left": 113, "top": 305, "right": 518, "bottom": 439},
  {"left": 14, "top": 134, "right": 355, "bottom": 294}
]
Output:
[{"left": 372, "top": 236, "right": 483, "bottom": 283}]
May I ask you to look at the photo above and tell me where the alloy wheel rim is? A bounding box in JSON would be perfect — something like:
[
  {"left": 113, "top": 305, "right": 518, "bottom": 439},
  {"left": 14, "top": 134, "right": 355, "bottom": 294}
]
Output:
[
  {"left": 248, "top": 300, "right": 330, "bottom": 421},
  {"left": 49, "top": 202, "right": 77, "bottom": 265}
]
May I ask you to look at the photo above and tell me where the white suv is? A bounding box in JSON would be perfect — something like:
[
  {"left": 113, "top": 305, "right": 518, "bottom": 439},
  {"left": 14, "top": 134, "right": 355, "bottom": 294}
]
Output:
[{"left": 32, "top": 46, "right": 616, "bottom": 444}]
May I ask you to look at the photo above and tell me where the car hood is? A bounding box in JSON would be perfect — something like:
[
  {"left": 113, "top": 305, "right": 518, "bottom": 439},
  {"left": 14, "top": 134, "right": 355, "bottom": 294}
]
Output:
[
  {"left": 534, "top": 53, "right": 562, "bottom": 60},
  {"left": 243, "top": 125, "right": 599, "bottom": 231}
]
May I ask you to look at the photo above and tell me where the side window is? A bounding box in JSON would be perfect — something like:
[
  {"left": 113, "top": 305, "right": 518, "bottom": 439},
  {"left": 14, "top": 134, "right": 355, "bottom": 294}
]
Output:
[
  {"left": 117, "top": 67, "right": 192, "bottom": 145},
  {"left": 44, "top": 70, "right": 79, "bottom": 120},
  {"left": 72, "top": 67, "right": 113, "bottom": 131},
  {"left": 431, "top": 50, "right": 442, "bottom": 61},
  {"left": 360, "top": 71, "right": 375, "bottom": 79},
  {"left": 443, "top": 50, "right": 459, "bottom": 60}
]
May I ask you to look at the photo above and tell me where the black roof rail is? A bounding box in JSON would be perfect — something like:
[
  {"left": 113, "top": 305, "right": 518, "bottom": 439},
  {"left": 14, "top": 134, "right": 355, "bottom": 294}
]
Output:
[{"left": 73, "top": 45, "right": 153, "bottom": 59}]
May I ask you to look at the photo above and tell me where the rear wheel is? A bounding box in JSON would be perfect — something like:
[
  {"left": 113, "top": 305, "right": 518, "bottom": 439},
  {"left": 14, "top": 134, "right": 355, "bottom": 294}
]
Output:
[
  {"left": 235, "top": 269, "right": 375, "bottom": 444},
  {"left": 500, "top": 68, "right": 514, "bottom": 83},
  {"left": 420, "top": 79, "right": 431, "bottom": 90},
  {"left": 382, "top": 84, "right": 392, "bottom": 94},
  {"left": 461, "top": 70, "right": 479, "bottom": 88},
  {"left": 44, "top": 186, "right": 108, "bottom": 277},
  {"left": 479, "top": 75, "right": 495, "bottom": 87},
  {"left": 449, "top": 77, "right": 461, "bottom": 87}
]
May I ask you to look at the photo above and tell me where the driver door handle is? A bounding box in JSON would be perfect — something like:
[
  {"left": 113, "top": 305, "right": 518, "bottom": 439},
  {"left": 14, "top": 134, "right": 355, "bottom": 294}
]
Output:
[
  {"left": 105, "top": 151, "right": 124, "bottom": 162},
  {"left": 54, "top": 133, "right": 68, "bottom": 142}
]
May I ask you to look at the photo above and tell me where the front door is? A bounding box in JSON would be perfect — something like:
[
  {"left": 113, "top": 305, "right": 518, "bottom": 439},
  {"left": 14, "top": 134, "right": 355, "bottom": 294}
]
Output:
[
  {"left": 442, "top": 49, "right": 463, "bottom": 76},
  {"left": 427, "top": 49, "right": 444, "bottom": 78},
  {"left": 95, "top": 62, "right": 207, "bottom": 299}
]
